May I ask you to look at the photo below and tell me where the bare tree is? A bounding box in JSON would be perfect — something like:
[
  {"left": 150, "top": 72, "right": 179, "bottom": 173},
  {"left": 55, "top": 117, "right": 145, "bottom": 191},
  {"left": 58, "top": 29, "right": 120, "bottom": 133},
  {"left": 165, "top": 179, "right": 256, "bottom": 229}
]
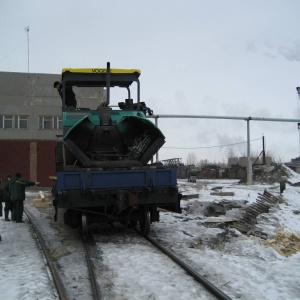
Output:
[
  {"left": 266, "top": 150, "right": 280, "bottom": 164},
  {"left": 186, "top": 152, "right": 197, "bottom": 166}
]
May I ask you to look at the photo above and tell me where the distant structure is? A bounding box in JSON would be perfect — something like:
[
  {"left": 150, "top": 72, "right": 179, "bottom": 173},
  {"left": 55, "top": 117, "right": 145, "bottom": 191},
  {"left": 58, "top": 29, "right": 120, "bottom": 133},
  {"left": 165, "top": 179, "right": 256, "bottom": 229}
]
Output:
[
  {"left": 285, "top": 156, "right": 300, "bottom": 173},
  {"left": 160, "top": 158, "right": 186, "bottom": 178},
  {"left": 291, "top": 157, "right": 300, "bottom": 163},
  {"left": 228, "top": 156, "right": 272, "bottom": 168},
  {"left": 160, "top": 158, "right": 182, "bottom": 166}
]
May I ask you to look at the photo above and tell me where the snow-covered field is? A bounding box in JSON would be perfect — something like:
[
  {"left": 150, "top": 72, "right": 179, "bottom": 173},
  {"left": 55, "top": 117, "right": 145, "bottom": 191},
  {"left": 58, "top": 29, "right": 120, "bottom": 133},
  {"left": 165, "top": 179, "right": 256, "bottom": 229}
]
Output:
[{"left": 1, "top": 165, "right": 300, "bottom": 300}]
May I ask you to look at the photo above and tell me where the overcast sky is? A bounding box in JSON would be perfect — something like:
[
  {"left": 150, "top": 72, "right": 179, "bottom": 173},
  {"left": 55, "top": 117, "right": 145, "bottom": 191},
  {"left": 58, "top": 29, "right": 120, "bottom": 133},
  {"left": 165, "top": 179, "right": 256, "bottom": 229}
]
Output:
[{"left": 1, "top": 0, "right": 300, "bottom": 164}]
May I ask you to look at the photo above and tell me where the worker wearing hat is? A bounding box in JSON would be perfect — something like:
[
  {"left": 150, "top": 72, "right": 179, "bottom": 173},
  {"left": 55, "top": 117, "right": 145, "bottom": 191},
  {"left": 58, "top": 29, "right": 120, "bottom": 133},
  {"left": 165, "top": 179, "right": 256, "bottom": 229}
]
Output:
[{"left": 54, "top": 81, "right": 77, "bottom": 110}]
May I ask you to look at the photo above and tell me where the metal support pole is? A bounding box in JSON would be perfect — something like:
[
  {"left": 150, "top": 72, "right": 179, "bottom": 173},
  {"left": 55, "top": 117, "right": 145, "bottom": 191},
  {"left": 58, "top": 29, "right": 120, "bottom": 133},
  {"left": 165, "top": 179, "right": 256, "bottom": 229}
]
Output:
[
  {"left": 298, "top": 123, "right": 300, "bottom": 158},
  {"left": 298, "top": 123, "right": 300, "bottom": 157},
  {"left": 246, "top": 119, "right": 253, "bottom": 185},
  {"left": 25, "top": 26, "right": 29, "bottom": 73},
  {"left": 296, "top": 88, "right": 300, "bottom": 157},
  {"left": 148, "top": 113, "right": 300, "bottom": 174},
  {"left": 262, "top": 135, "right": 266, "bottom": 165},
  {"left": 155, "top": 117, "right": 159, "bottom": 162}
]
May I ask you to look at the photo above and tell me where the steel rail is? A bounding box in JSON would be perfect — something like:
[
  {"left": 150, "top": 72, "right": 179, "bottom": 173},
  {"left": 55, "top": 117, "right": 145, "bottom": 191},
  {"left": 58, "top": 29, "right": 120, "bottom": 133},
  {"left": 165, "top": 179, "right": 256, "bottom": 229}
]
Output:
[
  {"left": 25, "top": 207, "right": 102, "bottom": 300},
  {"left": 24, "top": 207, "right": 69, "bottom": 300},
  {"left": 83, "top": 241, "right": 102, "bottom": 300},
  {"left": 143, "top": 233, "right": 232, "bottom": 300}
]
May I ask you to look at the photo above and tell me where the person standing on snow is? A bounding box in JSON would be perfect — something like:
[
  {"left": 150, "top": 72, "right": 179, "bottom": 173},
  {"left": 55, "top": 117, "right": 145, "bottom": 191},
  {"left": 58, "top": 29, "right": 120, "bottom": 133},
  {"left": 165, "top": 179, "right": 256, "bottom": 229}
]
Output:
[
  {"left": 3, "top": 174, "right": 13, "bottom": 221},
  {"left": 9, "top": 173, "right": 39, "bottom": 223}
]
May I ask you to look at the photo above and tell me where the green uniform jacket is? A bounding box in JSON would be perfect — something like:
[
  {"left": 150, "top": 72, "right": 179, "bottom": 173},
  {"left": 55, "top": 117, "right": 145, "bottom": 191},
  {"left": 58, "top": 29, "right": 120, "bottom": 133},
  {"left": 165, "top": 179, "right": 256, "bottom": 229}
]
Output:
[
  {"left": 9, "top": 176, "right": 35, "bottom": 201},
  {"left": 3, "top": 180, "right": 11, "bottom": 201},
  {"left": 0, "top": 187, "right": 4, "bottom": 202}
]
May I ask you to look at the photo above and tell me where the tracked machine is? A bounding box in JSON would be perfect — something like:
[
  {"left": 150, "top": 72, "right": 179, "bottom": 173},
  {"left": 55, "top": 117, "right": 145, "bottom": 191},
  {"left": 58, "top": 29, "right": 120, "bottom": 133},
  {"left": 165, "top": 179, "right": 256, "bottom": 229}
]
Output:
[{"left": 54, "top": 63, "right": 181, "bottom": 240}]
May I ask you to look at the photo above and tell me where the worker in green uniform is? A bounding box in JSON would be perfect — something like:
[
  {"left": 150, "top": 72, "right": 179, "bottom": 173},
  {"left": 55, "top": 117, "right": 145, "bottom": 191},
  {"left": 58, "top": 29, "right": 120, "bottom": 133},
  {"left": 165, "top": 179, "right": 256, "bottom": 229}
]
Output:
[
  {"left": 9, "top": 173, "right": 39, "bottom": 223},
  {"left": 3, "top": 174, "right": 13, "bottom": 221}
]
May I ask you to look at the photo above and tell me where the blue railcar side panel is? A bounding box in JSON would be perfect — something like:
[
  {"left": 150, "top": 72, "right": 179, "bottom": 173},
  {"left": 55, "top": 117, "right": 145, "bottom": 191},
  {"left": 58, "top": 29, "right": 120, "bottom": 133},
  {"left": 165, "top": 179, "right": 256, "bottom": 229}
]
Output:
[{"left": 57, "top": 168, "right": 177, "bottom": 191}]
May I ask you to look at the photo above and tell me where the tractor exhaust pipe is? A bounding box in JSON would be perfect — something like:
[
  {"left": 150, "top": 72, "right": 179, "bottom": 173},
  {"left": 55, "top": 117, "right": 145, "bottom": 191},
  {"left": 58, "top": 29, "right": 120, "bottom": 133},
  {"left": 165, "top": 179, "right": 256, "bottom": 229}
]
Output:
[{"left": 106, "top": 62, "right": 111, "bottom": 105}]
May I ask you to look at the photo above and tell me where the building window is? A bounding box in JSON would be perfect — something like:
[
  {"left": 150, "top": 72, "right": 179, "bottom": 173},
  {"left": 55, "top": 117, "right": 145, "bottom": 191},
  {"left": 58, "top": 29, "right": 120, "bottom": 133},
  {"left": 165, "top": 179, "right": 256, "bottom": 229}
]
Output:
[
  {"left": 0, "top": 115, "right": 28, "bottom": 129},
  {"left": 15, "top": 116, "right": 28, "bottom": 129},
  {"left": 54, "top": 117, "right": 62, "bottom": 130},
  {"left": 39, "top": 116, "right": 62, "bottom": 130},
  {"left": 40, "top": 117, "right": 52, "bottom": 129},
  {"left": 4, "top": 116, "right": 13, "bottom": 129}
]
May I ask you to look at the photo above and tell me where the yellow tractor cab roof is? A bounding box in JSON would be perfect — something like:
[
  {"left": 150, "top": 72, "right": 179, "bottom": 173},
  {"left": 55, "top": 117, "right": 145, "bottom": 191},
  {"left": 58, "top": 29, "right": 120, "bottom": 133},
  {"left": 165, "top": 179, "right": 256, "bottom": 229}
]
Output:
[
  {"left": 61, "top": 67, "right": 141, "bottom": 88},
  {"left": 62, "top": 68, "right": 141, "bottom": 76}
]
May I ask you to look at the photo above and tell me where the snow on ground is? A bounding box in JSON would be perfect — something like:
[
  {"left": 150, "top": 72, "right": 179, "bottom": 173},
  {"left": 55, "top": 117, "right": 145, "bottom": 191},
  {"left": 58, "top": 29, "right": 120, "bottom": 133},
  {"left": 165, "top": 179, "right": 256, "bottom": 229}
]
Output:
[
  {"left": 93, "top": 233, "right": 216, "bottom": 300},
  {"left": 0, "top": 213, "right": 58, "bottom": 299},
  {"left": 1, "top": 164, "right": 300, "bottom": 299}
]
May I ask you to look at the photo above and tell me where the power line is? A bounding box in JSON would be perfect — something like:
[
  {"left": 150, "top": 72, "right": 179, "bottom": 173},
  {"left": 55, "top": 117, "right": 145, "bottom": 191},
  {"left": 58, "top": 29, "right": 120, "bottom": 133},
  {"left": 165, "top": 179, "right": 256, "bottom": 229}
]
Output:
[
  {"left": 0, "top": 40, "right": 27, "bottom": 64},
  {"left": 163, "top": 137, "right": 261, "bottom": 150}
]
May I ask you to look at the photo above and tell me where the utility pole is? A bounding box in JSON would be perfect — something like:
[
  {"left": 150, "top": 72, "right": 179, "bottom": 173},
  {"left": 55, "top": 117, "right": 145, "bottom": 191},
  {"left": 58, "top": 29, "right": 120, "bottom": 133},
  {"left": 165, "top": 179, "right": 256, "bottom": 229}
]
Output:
[
  {"left": 262, "top": 135, "right": 266, "bottom": 165},
  {"left": 25, "top": 26, "right": 29, "bottom": 73},
  {"left": 155, "top": 117, "right": 159, "bottom": 162},
  {"left": 297, "top": 87, "right": 300, "bottom": 157},
  {"left": 246, "top": 118, "right": 253, "bottom": 185}
]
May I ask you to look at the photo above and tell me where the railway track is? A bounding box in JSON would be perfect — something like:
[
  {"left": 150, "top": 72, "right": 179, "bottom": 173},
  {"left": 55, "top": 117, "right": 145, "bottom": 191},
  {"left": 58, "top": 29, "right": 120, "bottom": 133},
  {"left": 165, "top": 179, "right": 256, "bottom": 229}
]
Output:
[
  {"left": 24, "top": 208, "right": 68, "bottom": 300},
  {"left": 24, "top": 206, "right": 102, "bottom": 300},
  {"left": 142, "top": 233, "right": 232, "bottom": 300},
  {"left": 90, "top": 224, "right": 232, "bottom": 300},
  {"left": 24, "top": 189, "right": 233, "bottom": 300},
  {"left": 82, "top": 241, "right": 102, "bottom": 300}
]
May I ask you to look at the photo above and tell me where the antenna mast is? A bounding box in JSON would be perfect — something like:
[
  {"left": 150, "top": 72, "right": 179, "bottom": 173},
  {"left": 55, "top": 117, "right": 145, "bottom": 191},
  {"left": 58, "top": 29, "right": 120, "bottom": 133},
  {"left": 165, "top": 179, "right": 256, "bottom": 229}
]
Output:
[{"left": 25, "top": 26, "right": 29, "bottom": 73}]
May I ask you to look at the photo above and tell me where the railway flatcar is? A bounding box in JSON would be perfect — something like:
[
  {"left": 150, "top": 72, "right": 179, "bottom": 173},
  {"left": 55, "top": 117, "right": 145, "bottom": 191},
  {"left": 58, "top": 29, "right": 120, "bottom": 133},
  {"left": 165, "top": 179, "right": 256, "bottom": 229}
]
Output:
[{"left": 53, "top": 62, "right": 181, "bottom": 240}]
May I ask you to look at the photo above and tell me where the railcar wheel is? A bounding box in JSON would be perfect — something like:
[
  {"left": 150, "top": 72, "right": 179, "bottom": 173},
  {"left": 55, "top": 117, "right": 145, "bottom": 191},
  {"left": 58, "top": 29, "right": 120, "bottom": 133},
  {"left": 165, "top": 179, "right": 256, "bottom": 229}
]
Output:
[
  {"left": 81, "top": 212, "right": 88, "bottom": 242},
  {"left": 64, "top": 211, "right": 68, "bottom": 225},
  {"left": 138, "top": 208, "right": 150, "bottom": 236},
  {"left": 130, "top": 221, "right": 137, "bottom": 229},
  {"left": 65, "top": 210, "right": 80, "bottom": 228}
]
